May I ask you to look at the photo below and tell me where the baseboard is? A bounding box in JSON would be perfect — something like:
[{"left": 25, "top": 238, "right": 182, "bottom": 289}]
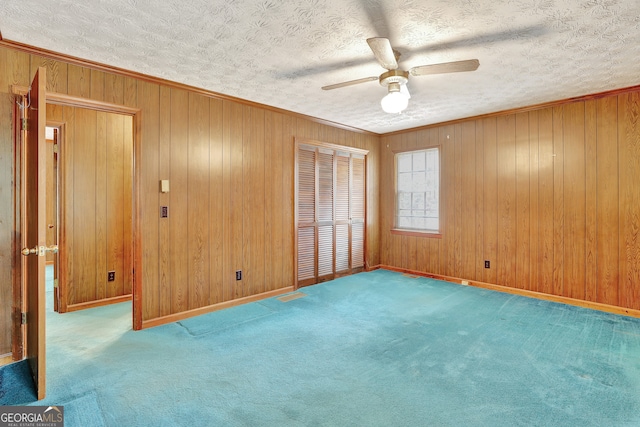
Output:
[
  {"left": 0, "top": 353, "right": 14, "bottom": 366},
  {"left": 377, "top": 265, "right": 640, "bottom": 319},
  {"left": 140, "top": 286, "right": 295, "bottom": 330},
  {"left": 65, "top": 294, "right": 132, "bottom": 313}
]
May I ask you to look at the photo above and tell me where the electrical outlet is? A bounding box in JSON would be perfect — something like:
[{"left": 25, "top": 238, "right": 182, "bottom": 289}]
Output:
[
  {"left": 236, "top": 270, "right": 242, "bottom": 281},
  {"left": 108, "top": 271, "right": 115, "bottom": 282},
  {"left": 484, "top": 260, "right": 490, "bottom": 269}
]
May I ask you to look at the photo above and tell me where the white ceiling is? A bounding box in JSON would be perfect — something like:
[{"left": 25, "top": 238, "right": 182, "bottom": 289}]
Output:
[{"left": 2, "top": 0, "right": 639, "bottom": 134}]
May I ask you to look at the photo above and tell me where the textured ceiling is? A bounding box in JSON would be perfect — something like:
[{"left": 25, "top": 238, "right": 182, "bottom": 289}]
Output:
[{"left": 1, "top": 0, "right": 639, "bottom": 134}]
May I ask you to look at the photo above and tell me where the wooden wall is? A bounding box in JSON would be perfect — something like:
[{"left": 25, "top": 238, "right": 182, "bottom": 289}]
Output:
[
  {"left": 0, "top": 43, "right": 380, "bottom": 343},
  {"left": 380, "top": 94, "right": 640, "bottom": 311},
  {"left": 47, "top": 105, "right": 134, "bottom": 309}
]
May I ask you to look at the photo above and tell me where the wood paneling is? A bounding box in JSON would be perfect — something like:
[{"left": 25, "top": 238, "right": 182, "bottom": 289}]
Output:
[
  {"left": 158, "top": 85, "right": 171, "bottom": 317},
  {"left": 209, "top": 98, "right": 224, "bottom": 303},
  {"left": 618, "top": 92, "right": 640, "bottom": 309},
  {"left": 596, "top": 97, "right": 619, "bottom": 306},
  {"left": 515, "top": 113, "right": 530, "bottom": 290},
  {"left": 381, "top": 91, "right": 640, "bottom": 311},
  {"left": 188, "top": 93, "right": 210, "bottom": 309}
]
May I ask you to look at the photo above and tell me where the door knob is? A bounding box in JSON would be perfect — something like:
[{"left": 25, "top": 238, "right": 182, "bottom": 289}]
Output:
[
  {"left": 21, "top": 245, "right": 58, "bottom": 256},
  {"left": 21, "top": 247, "right": 37, "bottom": 256}
]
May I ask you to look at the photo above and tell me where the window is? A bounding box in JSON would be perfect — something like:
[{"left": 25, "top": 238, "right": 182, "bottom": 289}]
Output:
[{"left": 395, "top": 147, "right": 440, "bottom": 234}]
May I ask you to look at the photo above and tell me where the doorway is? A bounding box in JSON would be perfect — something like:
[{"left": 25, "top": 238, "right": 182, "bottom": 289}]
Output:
[{"left": 46, "top": 105, "right": 134, "bottom": 313}]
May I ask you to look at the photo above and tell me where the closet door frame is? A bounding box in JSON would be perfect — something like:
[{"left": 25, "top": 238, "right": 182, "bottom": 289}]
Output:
[{"left": 294, "top": 138, "right": 368, "bottom": 289}]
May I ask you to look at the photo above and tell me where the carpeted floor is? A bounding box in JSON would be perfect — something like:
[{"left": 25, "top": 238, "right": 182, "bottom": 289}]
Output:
[{"left": 1, "top": 269, "right": 640, "bottom": 426}]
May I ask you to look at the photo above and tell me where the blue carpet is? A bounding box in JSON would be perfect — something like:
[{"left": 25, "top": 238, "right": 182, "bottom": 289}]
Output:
[
  {"left": 0, "top": 360, "right": 37, "bottom": 405},
  {"left": 60, "top": 391, "right": 106, "bottom": 427},
  {"left": 178, "top": 301, "right": 275, "bottom": 336},
  {"left": 3, "top": 269, "right": 640, "bottom": 426}
]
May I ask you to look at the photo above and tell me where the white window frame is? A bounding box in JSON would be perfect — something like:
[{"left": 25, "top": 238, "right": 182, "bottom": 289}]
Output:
[{"left": 393, "top": 147, "right": 441, "bottom": 237}]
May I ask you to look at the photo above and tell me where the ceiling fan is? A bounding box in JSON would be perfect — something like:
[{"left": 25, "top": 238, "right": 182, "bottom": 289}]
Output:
[{"left": 321, "top": 37, "right": 479, "bottom": 114}]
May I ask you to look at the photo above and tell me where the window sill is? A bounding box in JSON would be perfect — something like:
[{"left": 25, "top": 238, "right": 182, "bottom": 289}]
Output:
[{"left": 391, "top": 229, "right": 442, "bottom": 238}]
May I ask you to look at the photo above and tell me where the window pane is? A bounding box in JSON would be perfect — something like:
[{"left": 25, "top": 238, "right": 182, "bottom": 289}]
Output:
[
  {"left": 412, "top": 216, "right": 426, "bottom": 230},
  {"left": 412, "top": 193, "right": 425, "bottom": 210},
  {"left": 411, "top": 172, "right": 425, "bottom": 192},
  {"left": 398, "top": 172, "right": 412, "bottom": 191},
  {"left": 412, "top": 152, "right": 426, "bottom": 171},
  {"left": 397, "top": 154, "right": 412, "bottom": 173},
  {"left": 399, "top": 192, "right": 411, "bottom": 210},
  {"left": 397, "top": 216, "right": 411, "bottom": 228}
]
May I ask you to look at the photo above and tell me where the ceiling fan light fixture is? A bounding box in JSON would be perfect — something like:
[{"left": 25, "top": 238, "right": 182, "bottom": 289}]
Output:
[{"left": 381, "top": 82, "right": 409, "bottom": 114}]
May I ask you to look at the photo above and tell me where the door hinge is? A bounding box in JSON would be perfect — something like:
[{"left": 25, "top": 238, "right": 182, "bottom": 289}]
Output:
[
  {"left": 21, "top": 118, "right": 28, "bottom": 131},
  {"left": 54, "top": 279, "right": 58, "bottom": 288},
  {"left": 53, "top": 143, "right": 59, "bottom": 154},
  {"left": 21, "top": 312, "right": 27, "bottom": 324}
]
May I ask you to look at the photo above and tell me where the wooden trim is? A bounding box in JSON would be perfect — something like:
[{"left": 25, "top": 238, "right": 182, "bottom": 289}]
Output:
[
  {"left": 12, "top": 87, "right": 141, "bottom": 116},
  {"left": 65, "top": 294, "right": 132, "bottom": 313},
  {"left": 378, "top": 265, "right": 640, "bottom": 319},
  {"left": 293, "top": 141, "right": 300, "bottom": 290},
  {"left": 132, "top": 110, "right": 143, "bottom": 330},
  {"left": 383, "top": 84, "right": 640, "bottom": 137},
  {"left": 48, "top": 92, "right": 140, "bottom": 115},
  {"left": 0, "top": 354, "right": 13, "bottom": 366},
  {"left": 140, "top": 286, "right": 295, "bottom": 330},
  {"left": 0, "top": 39, "right": 376, "bottom": 136},
  {"left": 46, "top": 121, "right": 66, "bottom": 313},
  {"left": 296, "top": 137, "right": 370, "bottom": 156},
  {"left": 391, "top": 229, "right": 442, "bottom": 238},
  {"left": 12, "top": 95, "right": 24, "bottom": 362}
]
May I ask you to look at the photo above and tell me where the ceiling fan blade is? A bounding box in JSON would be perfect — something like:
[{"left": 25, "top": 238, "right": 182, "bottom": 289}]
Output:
[
  {"left": 410, "top": 59, "right": 480, "bottom": 77},
  {"left": 321, "top": 76, "right": 378, "bottom": 91},
  {"left": 367, "top": 37, "right": 398, "bottom": 70}
]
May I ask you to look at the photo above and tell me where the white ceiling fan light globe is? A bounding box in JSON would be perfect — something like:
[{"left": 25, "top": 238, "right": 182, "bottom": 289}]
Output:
[{"left": 381, "top": 90, "right": 409, "bottom": 114}]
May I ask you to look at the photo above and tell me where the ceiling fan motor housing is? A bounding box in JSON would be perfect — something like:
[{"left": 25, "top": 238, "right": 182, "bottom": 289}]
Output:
[{"left": 379, "top": 69, "right": 409, "bottom": 89}]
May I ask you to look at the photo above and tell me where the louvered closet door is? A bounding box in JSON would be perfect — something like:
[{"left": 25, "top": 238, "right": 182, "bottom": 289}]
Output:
[
  {"left": 296, "top": 142, "right": 367, "bottom": 287},
  {"left": 317, "top": 149, "right": 334, "bottom": 280},
  {"left": 297, "top": 147, "right": 316, "bottom": 284},
  {"left": 335, "top": 152, "right": 350, "bottom": 273},
  {"left": 351, "top": 154, "right": 365, "bottom": 269}
]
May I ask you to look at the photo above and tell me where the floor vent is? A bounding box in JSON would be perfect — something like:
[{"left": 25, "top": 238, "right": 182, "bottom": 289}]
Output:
[
  {"left": 278, "top": 292, "right": 307, "bottom": 302},
  {"left": 402, "top": 273, "right": 420, "bottom": 279}
]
